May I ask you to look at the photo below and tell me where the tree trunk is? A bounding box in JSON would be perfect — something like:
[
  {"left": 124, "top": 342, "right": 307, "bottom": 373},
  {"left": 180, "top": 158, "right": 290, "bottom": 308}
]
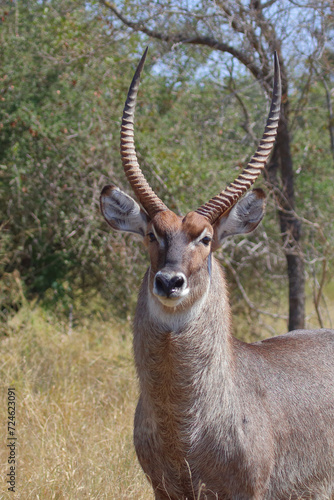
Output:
[{"left": 266, "top": 103, "right": 305, "bottom": 331}]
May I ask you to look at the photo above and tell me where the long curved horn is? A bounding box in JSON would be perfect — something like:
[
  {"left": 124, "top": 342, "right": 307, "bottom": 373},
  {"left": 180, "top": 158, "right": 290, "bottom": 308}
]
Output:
[
  {"left": 195, "top": 52, "right": 281, "bottom": 224},
  {"left": 121, "top": 47, "right": 168, "bottom": 218}
]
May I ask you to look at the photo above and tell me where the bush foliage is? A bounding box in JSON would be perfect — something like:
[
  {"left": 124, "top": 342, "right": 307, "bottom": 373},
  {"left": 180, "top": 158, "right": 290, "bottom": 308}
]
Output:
[{"left": 1, "top": 0, "right": 333, "bottom": 333}]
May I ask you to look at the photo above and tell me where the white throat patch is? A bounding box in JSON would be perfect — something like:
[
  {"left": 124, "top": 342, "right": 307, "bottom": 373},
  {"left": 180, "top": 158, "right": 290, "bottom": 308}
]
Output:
[{"left": 147, "top": 277, "right": 210, "bottom": 333}]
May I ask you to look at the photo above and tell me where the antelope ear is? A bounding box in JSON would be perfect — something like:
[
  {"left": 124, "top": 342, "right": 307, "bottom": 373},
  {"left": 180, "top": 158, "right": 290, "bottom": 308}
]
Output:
[
  {"left": 212, "top": 189, "right": 266, "bottom": 250},
  {"left": 100, "top": 185, "right": 149, "bottom": 237}
]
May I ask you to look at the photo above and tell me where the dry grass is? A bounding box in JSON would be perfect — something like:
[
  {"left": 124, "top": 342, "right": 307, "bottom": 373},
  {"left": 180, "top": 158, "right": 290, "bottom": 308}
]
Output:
[{"left": 0, "top": 304, "right": 153, "bottom": 499}]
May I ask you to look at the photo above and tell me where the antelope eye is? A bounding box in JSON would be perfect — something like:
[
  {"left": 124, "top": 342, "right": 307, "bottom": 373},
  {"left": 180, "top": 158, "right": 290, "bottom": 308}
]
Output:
[
  {"left": 147, "top": 232, "right": 157, "bottom": 242},
  {"left": 201, "top": 236, "right": 212, "bottom": 246}
]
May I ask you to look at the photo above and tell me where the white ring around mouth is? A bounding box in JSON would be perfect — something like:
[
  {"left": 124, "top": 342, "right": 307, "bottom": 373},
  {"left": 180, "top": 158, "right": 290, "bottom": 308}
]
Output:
[{"left": 153, "top": 288, "right": 190, "bottom": 308}]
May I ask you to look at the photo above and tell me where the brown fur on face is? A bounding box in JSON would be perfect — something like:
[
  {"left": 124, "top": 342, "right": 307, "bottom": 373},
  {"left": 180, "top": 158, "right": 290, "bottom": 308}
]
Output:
[{"left": 144, "top": 210, "right": 213, "bottom": 312}]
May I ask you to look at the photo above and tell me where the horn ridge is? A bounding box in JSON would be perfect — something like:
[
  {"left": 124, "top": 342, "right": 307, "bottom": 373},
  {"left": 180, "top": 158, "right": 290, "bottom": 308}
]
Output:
[
  {"left": 120, "top": 47, "right": 168, "bottom": 218},
  {"left": 196, "top": 51, "right": 282, "bottom": 224}
]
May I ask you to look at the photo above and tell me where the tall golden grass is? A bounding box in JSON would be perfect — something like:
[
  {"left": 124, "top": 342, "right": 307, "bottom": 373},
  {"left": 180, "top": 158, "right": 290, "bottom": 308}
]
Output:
[{"left": 0, "top": 304, "right": 153, "bottom": 499}]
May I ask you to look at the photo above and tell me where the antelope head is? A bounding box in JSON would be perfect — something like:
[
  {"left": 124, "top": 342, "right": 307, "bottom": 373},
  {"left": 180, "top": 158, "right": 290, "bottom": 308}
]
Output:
[{"left": 100, "top": 49, "right": 281, "bottom": 312}]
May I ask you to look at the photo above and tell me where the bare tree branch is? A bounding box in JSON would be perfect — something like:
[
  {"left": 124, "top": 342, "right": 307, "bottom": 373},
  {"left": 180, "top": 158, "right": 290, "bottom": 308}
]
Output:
[
  {"left": 99, "top": 0, "right": 272, "bottom": 90},
  {"left": 320, "top": 74, "right": 334, "bottom": 164},
  {"left": 224, "top": 258, "right": 288, "bottom": 320}
]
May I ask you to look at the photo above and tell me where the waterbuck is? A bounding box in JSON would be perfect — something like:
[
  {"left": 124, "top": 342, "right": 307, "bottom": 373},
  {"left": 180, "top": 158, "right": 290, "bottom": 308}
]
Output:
[{"left": 100, "top": 49, "right": 334, "bottom": 500}]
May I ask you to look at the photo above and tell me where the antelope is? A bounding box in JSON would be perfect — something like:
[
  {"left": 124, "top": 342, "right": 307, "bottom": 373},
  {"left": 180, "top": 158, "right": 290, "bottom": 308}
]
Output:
[{"left": 100, "top": 49, "right": 334, "bottom": 500}]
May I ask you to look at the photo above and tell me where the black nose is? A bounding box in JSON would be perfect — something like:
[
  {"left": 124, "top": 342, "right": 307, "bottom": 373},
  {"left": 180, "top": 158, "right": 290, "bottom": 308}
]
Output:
[{"left": 154, "top": 273, "right": 186, "bottom": 297}]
